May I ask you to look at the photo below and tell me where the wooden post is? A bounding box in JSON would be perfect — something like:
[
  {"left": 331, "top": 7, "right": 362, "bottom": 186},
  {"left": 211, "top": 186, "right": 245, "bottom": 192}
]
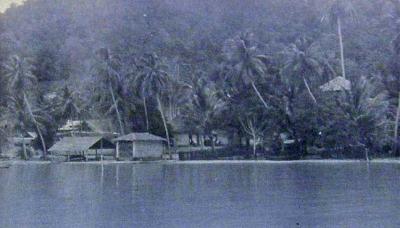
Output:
[
  {"left": 100, "top": 139, "right": 104, "bottom": 161},
  {"left": 116, "top": 141, "right": 120, "bottom": 160},
  {"left": 132, "top": 141, "right": 135, "bottom": 159}
]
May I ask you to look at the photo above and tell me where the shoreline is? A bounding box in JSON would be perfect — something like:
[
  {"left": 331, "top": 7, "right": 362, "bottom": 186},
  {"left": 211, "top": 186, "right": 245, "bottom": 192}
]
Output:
[{"left": 1, "top": 158, "right": 400, "bottom": 166}]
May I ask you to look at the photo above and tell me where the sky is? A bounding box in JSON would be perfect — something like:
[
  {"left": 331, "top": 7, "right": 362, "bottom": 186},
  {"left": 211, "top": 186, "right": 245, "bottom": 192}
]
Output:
[{"left": 0, "top": 0, "right": 24, "bottom": 13}]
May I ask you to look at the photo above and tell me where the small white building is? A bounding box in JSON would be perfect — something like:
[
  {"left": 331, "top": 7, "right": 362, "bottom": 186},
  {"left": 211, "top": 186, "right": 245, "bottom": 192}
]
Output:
[
  {"left": 57, "top": 119, "right": 118, "bottom": 138},
  {"left": 113, "top": 133, "right": 166, "bottom": 160}
]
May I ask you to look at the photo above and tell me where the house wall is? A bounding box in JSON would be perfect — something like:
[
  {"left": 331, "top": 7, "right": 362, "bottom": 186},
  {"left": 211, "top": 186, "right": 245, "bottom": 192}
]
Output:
[
  {"left": 133, "top": 141, "right": 164, "bottom": 158},
  {"left": 118, "top": 141, "right": 164, "bottom": 158},
  {"left": 118, "top": 142, "right": 133, "bottom": 157}
]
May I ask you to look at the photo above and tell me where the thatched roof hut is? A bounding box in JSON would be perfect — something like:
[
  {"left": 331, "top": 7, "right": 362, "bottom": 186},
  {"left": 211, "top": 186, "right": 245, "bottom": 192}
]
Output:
[
  {"left": 49, "top": 136, "right": 115, "bottom": 157},
  {"left": 320, "top": 77, "right": 351, "bottom": 92}
]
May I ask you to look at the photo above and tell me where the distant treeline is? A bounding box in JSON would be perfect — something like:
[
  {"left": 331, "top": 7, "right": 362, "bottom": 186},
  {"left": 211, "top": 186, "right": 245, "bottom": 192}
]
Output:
[{"left": 0, "top": 0, "right": 399, "bottom": 158}]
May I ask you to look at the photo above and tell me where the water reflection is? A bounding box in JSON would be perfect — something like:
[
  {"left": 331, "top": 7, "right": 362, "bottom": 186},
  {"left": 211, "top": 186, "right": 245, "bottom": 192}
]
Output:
[{"left": 0, "top": 162, "right": 399, "bottom": 227}]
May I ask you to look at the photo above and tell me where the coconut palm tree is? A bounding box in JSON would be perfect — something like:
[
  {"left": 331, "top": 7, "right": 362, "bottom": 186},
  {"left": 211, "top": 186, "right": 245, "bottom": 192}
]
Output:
[
  {"left": 92, "top": 48, "right": 125, "bottom": 135},
  {"left": 223, "top": 33, "right": 270, "bottom": 109},
  {"left": 387, "top": 33, "right": 400, "bottom": 155},
  {"left": 4, "top": 55, "right": 47, "bottom": 159},
  {"left": 323, "top": 76, "right": 389, "bottom": 159},
  {"left": 395, "top": 92, "right": 400, "bottom": 155},
  {"left": 282, "top": 37, "right": 327, "bottom": 105},
  {"left": 182, "top": 75, "right": 225, "bottom": 153},
  {"left": 135, "top": 53, "right": 172, "bottom": 155},
  {"left": 58, "top": 86, "right": 81, "bottom": 121},
  {"left": 322, "top": 0, "right": 357, "bottom": 79}
]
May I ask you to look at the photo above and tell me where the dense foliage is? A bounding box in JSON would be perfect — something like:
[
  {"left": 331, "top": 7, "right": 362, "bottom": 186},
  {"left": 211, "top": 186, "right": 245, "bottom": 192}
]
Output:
[{"left": 0, "top": 0, "right": 399, "bottom": 158}]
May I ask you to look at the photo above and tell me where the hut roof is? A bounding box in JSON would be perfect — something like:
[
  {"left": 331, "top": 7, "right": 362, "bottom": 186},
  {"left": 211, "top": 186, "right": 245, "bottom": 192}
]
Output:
[
  {"left": 49, "top": 136, "right": 114, "bottom": 155},
  {"left": 113, "top": 133, "right": 166, "bottom": 142},
  {"left": 320, "top": 77, "right": 351, "bottom": 92}
]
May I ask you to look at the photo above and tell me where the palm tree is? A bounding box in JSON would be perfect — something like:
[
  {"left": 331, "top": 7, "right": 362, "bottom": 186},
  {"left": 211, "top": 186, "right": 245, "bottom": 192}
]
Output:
[
  {"left": 58, "top": 86, "right": 81, "bottom": 121},
  {"left": 4, "top": 55, "right": 47, "bottom": 159},
  {"left": 322, "top": 0, "right": 357, "bottom": 79},
  {"left": 282, "top": 37, "right": 327, "bottom": 105},
  {"left": 223, "top": 33, "right": 270, "bottom": 109},
  {"left": 387, "top": 33, "right": 400, "bottom": 155},
  {"left": 332, "top": 76, "right": 388, "bottom": 159},
  {"left": 395, "top": 92, "right": 400, "bottom": 155},
  {"left": 93, "top": 48, "right": 125, "bottom": 135},
  {"left": 135, "top": 53, "right": 172, "bottom": 155},
  {"left": 182, "top": 75, "right": 225, "bottom": 153}
]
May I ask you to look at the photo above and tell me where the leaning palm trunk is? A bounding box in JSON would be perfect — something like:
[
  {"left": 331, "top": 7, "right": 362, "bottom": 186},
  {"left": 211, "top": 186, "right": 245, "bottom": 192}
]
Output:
[
  {"left": 143, "top": 96, "right": 150, "bottom": 132},
  {"left": 157, "top": 95, "right": 171, "bottom": 158},
  {"left": 108, "top": 82, "right": 125, "bottom": 135},
  {"left": 394, "top": 92, "right": 400, "bottom": 156},
  {"left": 337, "top": 17, "right": 346, "bottom": 79},
  {"left": 251, "top": 81, "right": 269, "bottom": 109},
  {"left": 303, "top": 77, "right": 318, "bottom": 104},
  {"left": 23, "top": 93, "right": 47, "bottom": 159}
]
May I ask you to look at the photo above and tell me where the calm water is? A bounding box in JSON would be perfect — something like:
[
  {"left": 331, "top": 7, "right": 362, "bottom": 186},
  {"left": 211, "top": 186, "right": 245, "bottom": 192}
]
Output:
[{"left": 0, "top": 162, "right": 399, "bottom": 228}]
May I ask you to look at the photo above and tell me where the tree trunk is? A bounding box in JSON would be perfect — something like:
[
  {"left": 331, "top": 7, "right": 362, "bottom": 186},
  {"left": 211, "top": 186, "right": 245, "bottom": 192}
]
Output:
[
  {"left": 337, "top": 17, "right": 346, "bottom": 79},
  {"left": 251, "top": 81, "right": 269, "bottom": 110},
  {"left": 303, "top": 77, "right": 317, "bottom": 105},
  {"left": 143, "top": 96, "right": 150, "bottom": 132},
  {"left": 210, "top": 135, "right": 215, "bottom": 153},
  {"left": 365, "top": 147, "right": 370, "bottom": 162},
  {"left": 253, "top": 134, "right": 257, "bottom": 159},
  {"left": 108, "top": 82, "right": 124, "bottom": 135},
  {"left": 394, "top": 92, "right": 400, "bottom": 156},
  {"left": 157, "top": 95, "right": 171, "bottom": 158},
  {"left": 22, "top": 137, "right": 28, "bottom": 160},
  {"left": 196, "top": 134, "right": 200, "bottom": 146},
  {"left": 23, "top": 93, "right": 47, "bottom": 159}
]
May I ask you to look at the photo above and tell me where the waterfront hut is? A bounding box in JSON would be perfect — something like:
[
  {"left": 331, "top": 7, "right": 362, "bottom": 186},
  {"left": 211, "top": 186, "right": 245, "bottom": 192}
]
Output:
[
  {"left": 113, "top": 133, "right": 166, "bottom": 160},
  {"left": 48, "top": 136, "right": 115, "bottom": 161}
]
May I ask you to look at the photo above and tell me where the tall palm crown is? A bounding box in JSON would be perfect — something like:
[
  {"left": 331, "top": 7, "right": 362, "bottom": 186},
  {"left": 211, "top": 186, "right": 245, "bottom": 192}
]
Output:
[
  {"left": 223, "top": 33, "right": 268, "bottom": 85},
  {"left": 94, "top": 48, "right": 123, "bottom": 86},
  {"left": 58, "top": 86, "right": 81, "bottom": 120},
  {"left": 322, "top": 0, "right": 357, "bottom": 25},
  {"left": 283, "top": 37, "right": 324, "bottom": 81},
  {"left": 322, "top": 0, "right": 357, "bottom": 80},
  {"left": 282, "top": 37, "right": 327, "bottom": 104},
  {"left": 223, "top": 33, "right": 270, "bottom": 109},
  {"left": 135, "top": 53, "right": 170, "bottom": 98},
  {"left": 4, "top": 55, "right": 36, "bottom": 92}
]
